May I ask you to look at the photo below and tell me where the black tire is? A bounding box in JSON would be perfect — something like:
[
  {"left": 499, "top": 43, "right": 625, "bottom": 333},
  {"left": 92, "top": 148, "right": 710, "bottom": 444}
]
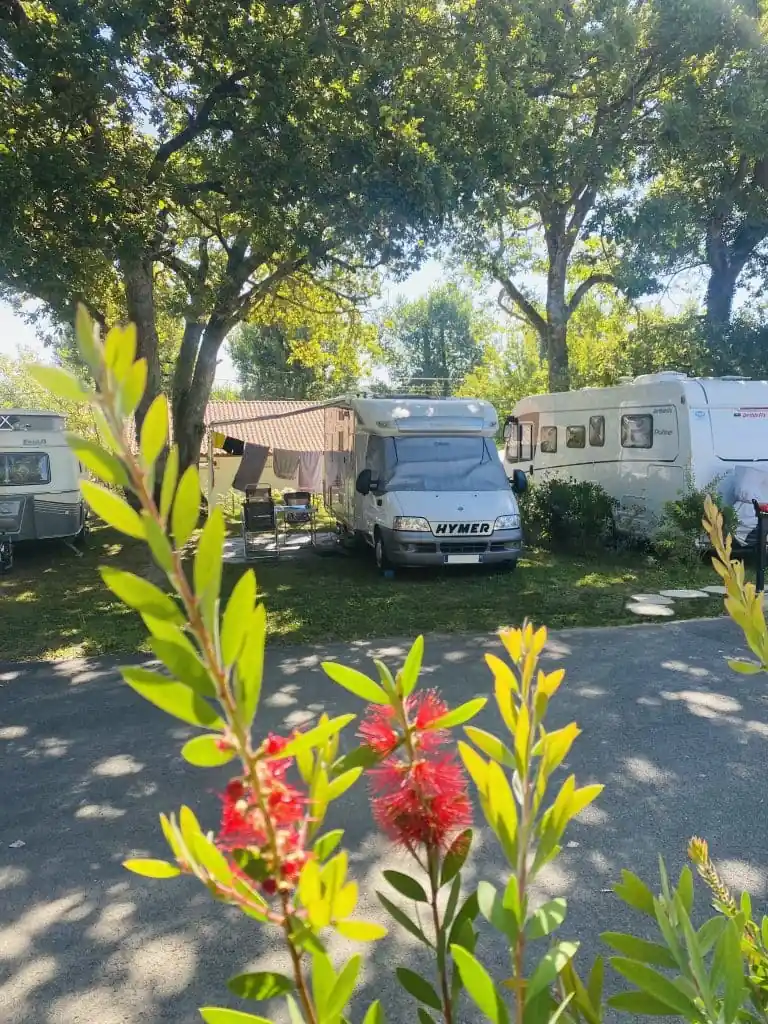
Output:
[{"left": 374, "top": 530, "right": 392, "bottom": 572}]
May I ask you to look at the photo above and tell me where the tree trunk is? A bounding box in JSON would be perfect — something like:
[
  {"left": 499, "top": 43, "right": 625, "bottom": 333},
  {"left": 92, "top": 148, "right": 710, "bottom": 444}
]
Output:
[
  {"left": 545, "top": 246, "right": 571, "bottom": 392},
  {"left": 704, "top": 263, "right": 740, "bottom": 335},
  {"left": 173, "top": 316, "right": 229, "bottom": 473},
  {"left": 122, "top": 256, "right": 163, "bottom": 438}
]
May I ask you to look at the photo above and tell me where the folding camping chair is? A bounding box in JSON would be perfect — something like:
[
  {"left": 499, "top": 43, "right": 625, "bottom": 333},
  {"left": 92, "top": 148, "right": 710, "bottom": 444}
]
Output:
[
  {"left": 275, "top": 491, "right": 316, "bottom": 549},
  {"left": 241, "top": 485, "right": 278, "bottom": 560}
]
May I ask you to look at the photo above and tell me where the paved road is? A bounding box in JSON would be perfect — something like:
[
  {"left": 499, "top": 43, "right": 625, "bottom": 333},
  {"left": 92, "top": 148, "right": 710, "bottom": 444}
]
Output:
[{"left": 1, "top": 618, "right": 767, "bottom": 1024}]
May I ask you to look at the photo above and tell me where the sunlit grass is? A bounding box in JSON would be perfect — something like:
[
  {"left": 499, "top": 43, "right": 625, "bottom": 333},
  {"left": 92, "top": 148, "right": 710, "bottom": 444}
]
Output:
[{"left": 0, "top": 524, "right": 724, "bottom": 663}]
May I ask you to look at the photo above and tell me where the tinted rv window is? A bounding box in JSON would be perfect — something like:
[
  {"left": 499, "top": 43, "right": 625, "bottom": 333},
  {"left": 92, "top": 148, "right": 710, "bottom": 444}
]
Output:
[
  {"left": 540, "top": 426, "right": 557, "bottom": 453},
  {"left": 621, "top": 414, "right": 653, "bottom": 449},
  {"left": 589, "top": 415, "right": 605, "bottom": 447},
  {"left": 566, "top": 426, "right": 586, "bottom": 449},
  {"left": 0, "top": 452, "right": 50, "bottom": 486}
]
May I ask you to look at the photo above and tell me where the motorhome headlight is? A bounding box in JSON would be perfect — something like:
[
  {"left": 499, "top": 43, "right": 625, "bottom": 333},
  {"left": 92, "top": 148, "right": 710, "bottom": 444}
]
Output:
[
  {"left": 393, "top": 516, "right": 430, "bottom": 532},
  {"left": 494, "top": 514, "right": 520, "bottom": 531},
  {"left": 0, "top": 500, "right": 21, "bottom": 516}
]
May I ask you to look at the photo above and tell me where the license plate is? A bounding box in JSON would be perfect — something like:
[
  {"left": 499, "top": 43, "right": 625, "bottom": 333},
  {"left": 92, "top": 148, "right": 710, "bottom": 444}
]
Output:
[{"left": 445, "top": 554, "right": 481, "bottom": 565}]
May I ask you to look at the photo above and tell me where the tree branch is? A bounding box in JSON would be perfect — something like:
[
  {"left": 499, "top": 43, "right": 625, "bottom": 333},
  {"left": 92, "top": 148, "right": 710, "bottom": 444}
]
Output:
[
  {"left": 566, "top": 273, "right": 618, "bottom": 316},
  {"left": 495, "top": 275, "right": 547, "bottom": 335},
  {"left": 147, "top": 74, "right": 244, "bottom": 184}
]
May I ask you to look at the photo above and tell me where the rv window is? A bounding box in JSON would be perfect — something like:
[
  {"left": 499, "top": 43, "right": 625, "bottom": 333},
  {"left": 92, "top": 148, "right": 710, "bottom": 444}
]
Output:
[
  {"left": 621, "top": 414, "right": 653, "bottom": 449},
  {"left": 589, "top": 415, "right": 605, "bottom": 447},
  {"left": 540, "top": 426, "right": 557, "bottom": 454},
  {"left": 0, "top": 452, "right": 51, "bottom": 486},
  {"left": 566, "top": 426, "right": 586, "bottom": 449},
  {"left": 504, "top": 421, "right": 533, "bottom": 463}
]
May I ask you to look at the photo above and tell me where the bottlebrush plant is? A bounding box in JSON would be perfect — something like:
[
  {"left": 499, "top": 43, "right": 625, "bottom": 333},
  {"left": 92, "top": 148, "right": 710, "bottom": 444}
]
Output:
[{"left": 36, "top": 307, "right": 763, "bottom": 1024}]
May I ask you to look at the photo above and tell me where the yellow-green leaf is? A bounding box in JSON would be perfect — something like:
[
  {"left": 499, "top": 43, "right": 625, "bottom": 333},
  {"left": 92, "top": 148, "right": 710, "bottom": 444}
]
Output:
[
  {"left": 399, "top": 635, "right": 424, "bottom": 697},
  {"left": 123, "top": 858, "right": 180, "bottom": 879},
  {"left": 100, "top": 566, "right": 183, "bottom": 622},
  {"left": 464, "top": 726, "right": 515, "bottom": 767},
  {"left": 327, "top": 766, "right": 363, "bottom": 801},
  {"left": 30, "top": 364, "right": 90, "bottom": 402},
  {"left": 81, "top": 482, "right": 144, "bottom": 538},
  {"left": 172, "top": 466, "right": 201, "bottom": 546},
  {"left": 118, "top": 357, "right": 148, "bottom": 418},
  {"left": 200, "top": 1009, "right": 272, "bottom": 1024},
  {"left": 236, "top": 603, "right": 266, "bottom": 728},
  {"left": 227, "top": 972, "right": 294, "bottom": 1001},
  {"left": 121, "top": 667, "right": 224, "bottom": 729},
  {"left": 66, "top": 434, "right": 129, "bottom": 488},
  {"left": 160, "top": 446, "right": 180, "bottom": 522},
  {"left": 429, "top": 697, "right": 487, "bottom": 730},
  {"left": 140, "top": 394, "right": 169, "bottom": 467},
  {"left": 181, "top": 734, "right": 235, "bottom": 767},
  {"left": 193, "top": 507, "right": 225, "bottom": 612},
  {"left": 322, "top": 662, "right": 389, "bottom": 704},
  {"left": 336, "top": 920, "right": 387, "bottom": 941},
  {"left": 221, "top": 569, "right": 257, "bottom": 666}
]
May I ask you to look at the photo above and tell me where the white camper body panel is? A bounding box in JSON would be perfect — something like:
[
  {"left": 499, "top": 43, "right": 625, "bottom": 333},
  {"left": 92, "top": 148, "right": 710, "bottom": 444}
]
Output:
[
  {"left": 502, "top": 374, "right": 768, "bottom": 537},
  {"left": 0, "top": 410, "right": 86, "bottom": 544},
  {"left": 323, "top": 396, "right": 523, "bottom": 567}
]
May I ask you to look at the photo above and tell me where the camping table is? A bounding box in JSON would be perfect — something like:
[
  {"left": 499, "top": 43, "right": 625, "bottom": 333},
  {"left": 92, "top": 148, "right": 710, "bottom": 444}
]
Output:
[{"left": 273, "top": 503, "right": 317, "bottom": 553}]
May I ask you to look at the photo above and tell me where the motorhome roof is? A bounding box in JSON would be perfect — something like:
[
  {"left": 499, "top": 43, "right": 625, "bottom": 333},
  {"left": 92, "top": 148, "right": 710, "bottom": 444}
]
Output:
[
  {"left": 0, "top": 409, "right": 66, "bottom": 419},
  {"left": 514, "top": 374, "right": 768, "bottom": 413},
  {"left": 335, "top": 395, "right": 499, "bottom": 437}
]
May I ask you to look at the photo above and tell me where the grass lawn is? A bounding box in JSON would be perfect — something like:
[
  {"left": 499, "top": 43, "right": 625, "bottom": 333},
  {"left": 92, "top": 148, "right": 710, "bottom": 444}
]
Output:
[{"left": 0, "top": 523, "right": 727, "bottom": 663}]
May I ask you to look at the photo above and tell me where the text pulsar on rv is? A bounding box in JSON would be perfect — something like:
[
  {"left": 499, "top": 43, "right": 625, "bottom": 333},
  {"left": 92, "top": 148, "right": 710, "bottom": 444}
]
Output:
[
  {"left": 0, "top": 410, "right": 87, "bottom": 572},
  {"left": 323, "top": 395, "right": 526, "bottom": 570},
  {"left": 501, "top": 372, "right": 768, "bottom": 544}
]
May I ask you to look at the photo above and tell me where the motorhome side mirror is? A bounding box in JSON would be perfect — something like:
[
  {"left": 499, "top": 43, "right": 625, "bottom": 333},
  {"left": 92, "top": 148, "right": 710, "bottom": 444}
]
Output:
[
  {"left": 355, "top": 469, "right": 373, "bottom": 496},
  {"left": 512, "top": 469, "right": 528, "bottom": 494}
]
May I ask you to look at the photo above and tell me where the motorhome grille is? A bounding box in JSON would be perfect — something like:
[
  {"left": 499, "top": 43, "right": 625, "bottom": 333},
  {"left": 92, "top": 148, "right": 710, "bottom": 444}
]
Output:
[{"left": 439, "top": 542, "right": 489, "bottom": 554}]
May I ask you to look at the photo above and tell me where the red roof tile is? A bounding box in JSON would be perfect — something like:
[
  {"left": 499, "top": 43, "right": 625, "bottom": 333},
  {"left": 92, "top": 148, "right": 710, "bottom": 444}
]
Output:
[
  {"left": 126, "top": 400, "right": 326, "bottom": 456},
  {"left": 205, "top": 400, "right": 325, "bottom": 453}
]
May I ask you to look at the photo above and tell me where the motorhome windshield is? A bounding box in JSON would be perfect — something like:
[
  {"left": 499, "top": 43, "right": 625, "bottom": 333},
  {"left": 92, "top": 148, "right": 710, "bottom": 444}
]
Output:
[{"left": 386, "top": 436, "right": 506, "bottom": 492}]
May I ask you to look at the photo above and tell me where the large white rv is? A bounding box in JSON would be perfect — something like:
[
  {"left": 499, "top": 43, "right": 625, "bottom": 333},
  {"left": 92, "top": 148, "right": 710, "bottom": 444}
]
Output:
[
  {"left": 0, "top": 410, "right": 87, "bottom": 571},
  {"left": 501, "top": 372, "right": 768, "bottom": 542},
  {"left": 323, "top": 395, "right": 525, "bottom": 569}
]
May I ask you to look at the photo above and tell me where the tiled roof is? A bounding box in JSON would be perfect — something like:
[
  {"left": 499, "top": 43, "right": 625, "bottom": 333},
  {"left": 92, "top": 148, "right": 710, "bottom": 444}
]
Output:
[
  {"left": 125, "top": 399, "right": 326, "bottom": 456},
  {"left": 205, "top": 400, "right": 325, "bottom": 453}
]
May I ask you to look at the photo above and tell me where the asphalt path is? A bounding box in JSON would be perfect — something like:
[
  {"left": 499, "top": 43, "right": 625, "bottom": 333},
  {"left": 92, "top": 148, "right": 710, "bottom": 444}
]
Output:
[{"left": 1, "top": 617, "right": 766, "bottom": 1023}]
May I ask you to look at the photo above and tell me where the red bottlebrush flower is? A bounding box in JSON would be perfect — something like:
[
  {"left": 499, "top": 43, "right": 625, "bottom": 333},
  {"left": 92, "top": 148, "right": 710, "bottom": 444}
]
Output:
[
  {"left": 359, "top": 703, "right": 399, "bottom": 754},
  {"left": 410, "top": 690, "right": 449, "bottom": 752},
  {"left": 216, "top": 754, "right": 309, "bottom": 894},
  {"left": 369, "top": 753, "right": 472, "bottom": 850}
]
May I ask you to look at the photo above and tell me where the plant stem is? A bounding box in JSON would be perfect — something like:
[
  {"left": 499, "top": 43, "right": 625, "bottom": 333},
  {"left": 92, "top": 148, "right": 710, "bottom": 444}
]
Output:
[
  {"left": 428, "top": 848, "right": 453, "bottom": 1024},
  {"left": 281, "top": 891, "right": 318, "bottom": 1024}
]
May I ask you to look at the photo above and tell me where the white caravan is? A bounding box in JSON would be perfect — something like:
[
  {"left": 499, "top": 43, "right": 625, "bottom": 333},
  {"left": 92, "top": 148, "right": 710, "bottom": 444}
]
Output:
[
  {"left": 323, "top": 396, "right": 525, "bottom": 569},
  {"left": 0, "top": 410, "right": 87, "bottom": 571},
  {"left": 501, "top": 372, "right": 768, "bottom": 543}
]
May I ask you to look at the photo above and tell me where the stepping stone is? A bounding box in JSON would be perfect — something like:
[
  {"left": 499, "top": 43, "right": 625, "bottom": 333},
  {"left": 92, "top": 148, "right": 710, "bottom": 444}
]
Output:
[
  {"left": 631, "top": 593, "right": 674, "bottom": 605},
  {"left": 658, "top": 588, "right": 709, "bottom": 599},
  {"left": 626, "top": 601, "right": 675, "bottom": 617},
  {"left": 701, "top": 585, "right": 727, "bottom": 595}
]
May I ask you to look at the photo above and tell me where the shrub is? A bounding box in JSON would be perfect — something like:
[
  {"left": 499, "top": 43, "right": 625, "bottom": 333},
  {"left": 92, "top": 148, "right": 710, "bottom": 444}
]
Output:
[
  {"left": 656, "top": 475, "right": 739, "bottom": 564},
  {"left": 520, "top": 476, "right": 618, "bottom": 550},
  {"left": 32, "top": 309, "right": 768, "bottom": 1024}
]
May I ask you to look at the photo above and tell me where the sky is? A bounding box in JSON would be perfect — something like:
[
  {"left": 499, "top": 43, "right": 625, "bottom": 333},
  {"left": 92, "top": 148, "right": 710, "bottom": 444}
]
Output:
[{"left": 0, "top": 258, "right": 447, "bottom": 384}]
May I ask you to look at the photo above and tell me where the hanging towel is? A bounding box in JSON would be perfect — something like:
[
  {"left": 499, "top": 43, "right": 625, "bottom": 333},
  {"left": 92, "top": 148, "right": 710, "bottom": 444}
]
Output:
[
  {"left": 222, "top": 435, "right": 245, "bottom": 457},
  {"left": 212, "top": 430, "right": 227, "bottom": 450},
  {"left": 232, "top": 444, "right": 270, "bottom": 491},
  {"left": 298, "top": 451, "right": 323, "bottom": 492},
  {"left": 272, "top": 449, "right": 301, "bottom": 480}
]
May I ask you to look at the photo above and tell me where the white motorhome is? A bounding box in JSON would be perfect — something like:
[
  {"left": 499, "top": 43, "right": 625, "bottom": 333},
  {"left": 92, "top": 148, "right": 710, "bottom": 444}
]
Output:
[
  {"left": 0, "top": 410, "right": 87, "bottom": 571},
  {"left": 323, "top": 395, "right": 525, "bottom": 569},
  {"left": 501, "top": 372, "right": 768, "bottom": 542}
]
